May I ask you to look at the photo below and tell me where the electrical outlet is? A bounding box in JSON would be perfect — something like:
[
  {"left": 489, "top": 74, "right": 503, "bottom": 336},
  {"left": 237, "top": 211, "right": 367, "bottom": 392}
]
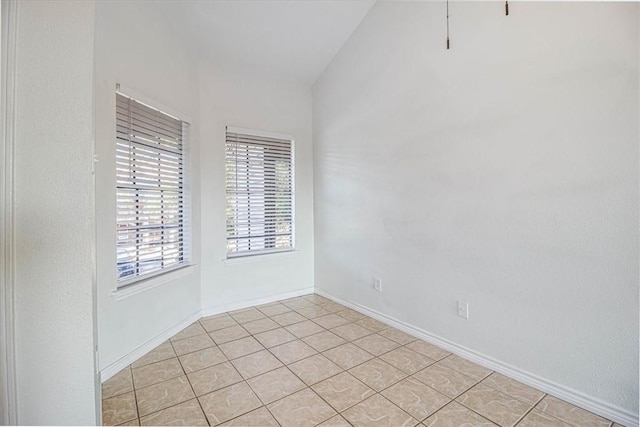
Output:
[
  {"left": 457, "top": 300, "right": 469, "bottom": 319},
  {"left": 373, "top": 277, "right": 382, "bottom": 292}
]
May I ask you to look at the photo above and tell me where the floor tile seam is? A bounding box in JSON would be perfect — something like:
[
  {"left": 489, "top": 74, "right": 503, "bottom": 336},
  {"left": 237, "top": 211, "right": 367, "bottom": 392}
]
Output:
[
  {"left": 283, "top": 318, "right": 330, "bottom": 335},
  {"left": 284, "top": 356, "right": 345, "bottom": 387},
  {"left": 411, "top": 358, "right": 479, "bottom": 389},
  {"left": 130, "top": 342, "right": 202, "bottom": 421},
  {"left": 131, "top": 351, "right": 177, "bottom": 370},
  {"left": 341, "top": 391, "right": 421, "bottom": 425},
  {"left": 132, "top": 371, "right": 185, "bottom": 391},
  {"left": 172, "top": 342, "right": 213, "bottom": 426},
  {"left": 304, "top": 340, "right": 346, "bottom": 353},
  {"left": 178, "top": 347, "right": 222, "bottom": 425},
  {"left": 220, "top": 345, "right": 266, "bottom": 361},
  {"left": 102, "top": 387, "right": 136, "bottom": 401},
  {"left": 136, "top": 397, "right": 209, "bottom": 427},
  {"left": 271, "top": 384, "right": 338, "bottom": 426},
  {"left": 437, "top": 354, "right": 495, "bottom": 382},
  {"left": 459, "top": 373, "right": 550, "bottom": 416},
  {"left": 350, "top": 339, "right": 402, "bottom": 358},
  {"left": 328, "top": 326, "right": 377, "bottom": 342},
  {"left": 344, "top": 355, "right": 407, "bottom": 378},
  {"left": 371, "top": 369, "right": 450, "bottom": 420},
  {"left": 129, "top": 339, "right": 187, "bottom": 392},
  {"left": 170, "top": 330, "right": 209, "bottom": 342},
  {"left": 201, "top": 380, "right": 265, "bottom": 426},
  {"left": 229, "top": 353, "right": 289, "bottom": 381},
  {"left": 219, "top": 401, "right": 283, "bottom": 427},
  {"left": 309, "top": 371, "right": 378, "bottom": 414},
  {"left": 198, "top": 320, "right": 241, "bottom": 334},
  {"left": 117, "top": 369, "right": 140, "bottom": 426},
  {"left": 133, "top": 379, "right": 194, "bottom": 421},
  {"left": 256, "top": 306, "right": 294, "bottom": 317},
  {"left": 263, "top": 358, "right": 345, "bottom": 419},
  {"left": 414, "top": 369, "right": 482, "bottom": 401},
  {"left": 179, "top": 352, "right": 235, "bottom": 376},
  {"left": 429, "top": 400, "right": 497, "bottom": 426},
  {"left": 273, "top": 315, "right": 322, "bottom": 328},
  {"left": 453, "top": 384, "right": 540, "bottom": 427},
  {"left": 265, "top": 340, "right": 322, "bottom": 367},
  {"left": 530, "top": 395, "right": 610, "bottom": 427},
  {"left": 475, "top": 373, "right": 552, "bottom": 409},
  {"left": 243, "top": 323, "right": 282, "bottom": 335},
  {"left": 102, "top": 367, "right": 135, "bottom": 400},
  {"left": 379, "top": 374, "right": 453, "bottom": 407},
  {"left": 131, "top": 356, "right": 188, "bottom": 390},
  {"left": 172, "top": 339, "right": 219, "bottom": 357},
  {"left": 511, "top": 393, "right": 548, "bottom": 427}
]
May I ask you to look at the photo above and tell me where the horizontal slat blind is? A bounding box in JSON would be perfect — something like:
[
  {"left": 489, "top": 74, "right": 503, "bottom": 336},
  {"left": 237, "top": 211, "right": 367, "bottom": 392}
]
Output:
[
  {"left": 116, "top": 92, "right": 190, "bottom": 285},
  {"left": 226, "top": 128, "right": 294, "bottom": 257}
]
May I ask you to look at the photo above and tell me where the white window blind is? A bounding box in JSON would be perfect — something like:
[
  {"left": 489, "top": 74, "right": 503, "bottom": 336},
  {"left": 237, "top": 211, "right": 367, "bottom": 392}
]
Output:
[
  {"left": 116, "top": 92, "right": 190, "bottom": 286},
  {"left": 226, "top": 127, "right": 294, "bottom": 258}
]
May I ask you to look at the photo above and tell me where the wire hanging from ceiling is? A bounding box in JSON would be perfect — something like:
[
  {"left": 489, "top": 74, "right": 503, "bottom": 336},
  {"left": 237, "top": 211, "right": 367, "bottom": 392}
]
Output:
[
  {"left": 446, "top": 0, "right": 450, "bottom": 50},
  {"left": 505, "top": 1, "right": 509, "bottom": 16}
]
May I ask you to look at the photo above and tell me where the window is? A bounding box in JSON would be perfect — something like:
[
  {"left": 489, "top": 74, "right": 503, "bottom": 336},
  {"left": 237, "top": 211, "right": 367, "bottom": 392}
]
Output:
[
  {"left": 116, "top": 91, "right": 190, "bottom": 286},
  {"left": 225, "top": 127, "right": 294, "bottom": 258}
]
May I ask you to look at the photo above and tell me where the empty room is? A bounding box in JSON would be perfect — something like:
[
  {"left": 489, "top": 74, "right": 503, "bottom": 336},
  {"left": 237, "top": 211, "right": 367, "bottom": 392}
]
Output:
[{"left": 0, "top": 0, "right": 638, "bottom": 426}]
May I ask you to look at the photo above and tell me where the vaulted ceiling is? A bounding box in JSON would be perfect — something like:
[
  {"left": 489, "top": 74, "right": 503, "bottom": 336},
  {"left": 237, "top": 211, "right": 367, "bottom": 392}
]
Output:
[{"left": 152, "top": 0, "right": 375, "bottom": 85}]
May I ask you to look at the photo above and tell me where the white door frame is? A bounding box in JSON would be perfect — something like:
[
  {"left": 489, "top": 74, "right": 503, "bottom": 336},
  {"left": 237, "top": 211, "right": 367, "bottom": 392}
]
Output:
[{"left": 1, "top": 0, "right": 18, "bottom": 424}]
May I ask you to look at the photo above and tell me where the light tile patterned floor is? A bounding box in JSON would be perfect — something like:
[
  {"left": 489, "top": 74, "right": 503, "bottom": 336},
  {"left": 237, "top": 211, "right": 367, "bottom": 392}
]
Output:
[{"left": 102, "top": 294, "right": 618, "bottom": 427}]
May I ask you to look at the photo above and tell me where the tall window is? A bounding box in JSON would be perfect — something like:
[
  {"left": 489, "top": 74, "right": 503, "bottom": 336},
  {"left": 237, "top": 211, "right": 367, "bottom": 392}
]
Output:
[
  {"left": 226, "top": 127, "right": 294, "bottom": 257},
  {"left": 116, "top": 91, "right": 190, "bottom": 286}
]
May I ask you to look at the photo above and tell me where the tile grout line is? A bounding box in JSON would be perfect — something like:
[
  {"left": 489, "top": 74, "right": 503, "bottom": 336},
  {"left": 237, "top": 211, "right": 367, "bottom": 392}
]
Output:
[
  {"left": 511, "top": 393, "right": 548, "bottom": 427},
  {"left": 103, "top": 293, "right": 616, "bottom": 427},
  {"left": 170, "top": 338, "right": 213, "bottom": 426}
]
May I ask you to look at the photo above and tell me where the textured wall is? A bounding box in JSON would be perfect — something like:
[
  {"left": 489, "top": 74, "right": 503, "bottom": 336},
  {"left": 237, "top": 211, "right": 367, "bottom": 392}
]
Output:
[
  {"left": 94, "top": 1, "right": 202, "bottom": 371},
  {"left": 198, "top": 59, "right": 315, "bottom": 311},
  {"left": 313, "top": 1, "right": 638, "bottom": 419},
  {"left": 94, "top": 1, "right": 314, "bottom": 371},
  {"left": 14, "top": 1, "right": 97, "bottom": 423}
]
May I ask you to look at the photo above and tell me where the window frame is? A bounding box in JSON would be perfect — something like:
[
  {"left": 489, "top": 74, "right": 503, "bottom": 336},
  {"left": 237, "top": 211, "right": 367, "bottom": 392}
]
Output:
[
  {"left": 115, "top": 85, "right": 193, "bottom": 289},
  {"left": 225, "top": 125, "right": 296, "bottom": 259}
]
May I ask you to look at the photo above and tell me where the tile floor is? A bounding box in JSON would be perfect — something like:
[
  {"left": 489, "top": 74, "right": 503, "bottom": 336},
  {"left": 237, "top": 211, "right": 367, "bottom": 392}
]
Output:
[{"left": 102, "top": 294, "right": 620, "bottom": 427}]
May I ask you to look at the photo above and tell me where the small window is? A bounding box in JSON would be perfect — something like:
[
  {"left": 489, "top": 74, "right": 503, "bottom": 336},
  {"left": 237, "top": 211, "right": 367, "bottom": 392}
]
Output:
[
  {"left": 115, "top": 91, "right": 190, "bottom": 286},
  {"left": 225, "top": 127, "right": 294, "bottom": 258}
]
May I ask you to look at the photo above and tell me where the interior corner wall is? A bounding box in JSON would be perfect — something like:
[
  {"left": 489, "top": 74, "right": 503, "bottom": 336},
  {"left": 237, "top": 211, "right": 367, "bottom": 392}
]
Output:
[
  {"left": 13, "top": 0, "right": 97, "bottom": 423},
  {"left": 198, "top": 60, "right": 315, "bottom": 311},
  {"left": 313, "top": 1, "right": 639, "bottom": 419},
  {"left": 94, "top": 2, "right": 314, "bottom": 371},
  {"left": 94, "top": 1, "right": 202, "bottom": 372}
]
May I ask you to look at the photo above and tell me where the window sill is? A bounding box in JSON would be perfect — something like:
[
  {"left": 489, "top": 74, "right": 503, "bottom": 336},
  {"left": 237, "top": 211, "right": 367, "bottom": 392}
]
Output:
[
  {"left": 111, "top": 264, "right": 196, "bottom": 301},
  {"left": 223, "top": 250, "right": 298, "bottom": 266}
]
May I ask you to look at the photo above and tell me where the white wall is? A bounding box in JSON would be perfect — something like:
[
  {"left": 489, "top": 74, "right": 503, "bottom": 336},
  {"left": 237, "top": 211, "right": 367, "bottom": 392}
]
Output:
[
  {"left": 95, "top": 1, "right": 202, "bottom": 371},
  {"left": 313, "top": 1, "right": 638, "bottom": 421},
  {"left": 95, "top": 2, "right": 315, "bottom": 371},
  {"left": 13, "top": 1, "right": 97, "bottom": 423},
  {"left": 199, "top": 60, "right": 314, "bottom": 311}
]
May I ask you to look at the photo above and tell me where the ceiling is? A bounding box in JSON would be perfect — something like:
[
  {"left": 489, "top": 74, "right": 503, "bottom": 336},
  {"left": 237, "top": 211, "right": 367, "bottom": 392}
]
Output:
[{"left": 153, "top": 1, "right": 375, "bottom": 85}]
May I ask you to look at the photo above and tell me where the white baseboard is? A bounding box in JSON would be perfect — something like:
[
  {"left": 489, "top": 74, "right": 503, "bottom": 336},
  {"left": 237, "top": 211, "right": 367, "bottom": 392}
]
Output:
[
  {"left": 100, "top": 310, "right": 202, "bottom": 383},
  {"left": 100, "top": 287, "right": 314, "bottom": 383},
  {"left": 200, "top": 287, "right": 314, "bottom": 318},
  {"left": 315, "top": 288, "right": 638, "bottom": 427}
]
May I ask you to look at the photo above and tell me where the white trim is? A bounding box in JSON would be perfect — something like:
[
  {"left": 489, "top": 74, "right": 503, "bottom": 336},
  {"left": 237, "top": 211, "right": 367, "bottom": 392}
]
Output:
[
  {"left": 0, "top": 0, "right": 18, "bottom": 423},
  {"left": 223, "top": 249, "right": 298, "bottom": 265},
  {"left": 101, "top": 286, "right": 313, "bottom": 383},
  {"left": 100, "top": 310, "right": 201, "bottom": 383},
  {"left": 112, "top": 264, "right": 196, "bottom": 301},
  {"left": 314, "top": 288, "right": 638, "bottom": 427},
  {"left": 200, "top": 287, "right": 313, "bottom": 318},
  {"left": 226, "top": 125, "right": 293, "bottom": 142},
  {"left": 115, "top": 83, "right": 192, "bottom": 124}
]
